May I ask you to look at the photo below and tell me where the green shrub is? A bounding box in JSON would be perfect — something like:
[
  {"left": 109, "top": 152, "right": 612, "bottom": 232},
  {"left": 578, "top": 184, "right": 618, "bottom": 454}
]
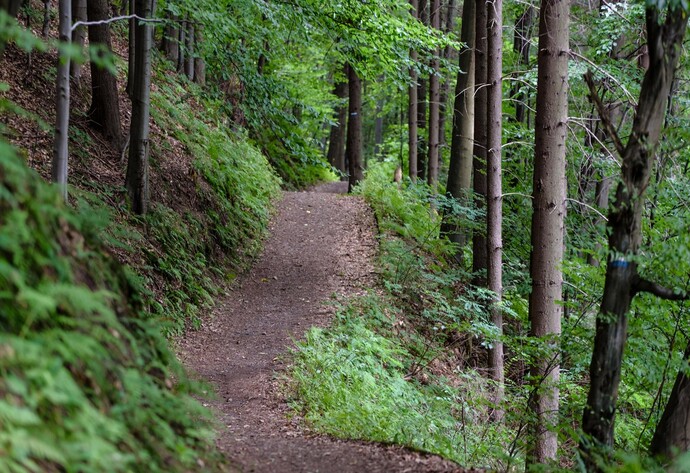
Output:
[{"left": 0, "top": 143, "right": 224, "bottom": 472}]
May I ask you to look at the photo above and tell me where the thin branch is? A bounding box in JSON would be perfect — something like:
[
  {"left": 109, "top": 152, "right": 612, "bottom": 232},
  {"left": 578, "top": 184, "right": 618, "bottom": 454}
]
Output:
[
  {"left": 71, "top": 14, "right": 164, "bottom": 32},
  {"left": 633, "top": 277, "right": 688, "bottom": 300},
  {"left": 566, "top": 197, "right": 609, "bottom": 221},
  {"left": 583, "top": 70, "right": 626, "bottom": 158},
  {"left": 571, "top": 51, "right": 637, "bottom": 105}
]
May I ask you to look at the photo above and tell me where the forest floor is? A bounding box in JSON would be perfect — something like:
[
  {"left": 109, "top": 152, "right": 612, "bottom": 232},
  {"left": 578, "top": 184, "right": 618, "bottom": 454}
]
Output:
[{"left": 177, "top": 181, "right": 466, "bottom": 473}]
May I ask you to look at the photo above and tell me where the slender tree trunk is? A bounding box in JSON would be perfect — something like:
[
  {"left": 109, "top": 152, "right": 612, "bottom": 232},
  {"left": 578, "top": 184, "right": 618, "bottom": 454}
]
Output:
[
  {"left": 177, "top": 19, "right": 185, "bottom": 72},
  {"left": 53, "top": 0, "right": 72, "bottom": 200},
  {"left": 581, "top": 8, "right": 688, "bottom": 468},
  {"left": 346, "top": 64, "right": 364, "bottom": 192},
  {"left": 486, "top": 0, "right": 504, "bottom": 422},
  {"left": 408, "top": 0, "right": 419, "bottom": 180},
  {"left": 194, "top": 28, "right": 205, "bottom": 85},
  {"left": 441, "top": 0, "right": 476, "bottom": 249},
  {"left": 472, "top": 0, "right": 488, "bottom": 284},
  {"left": 427, "top": 0, "right": 441, "bottom": 188},
  {"left": 438, "top": 0, "right": 456, "bottom": 148},
  {"left": 126, "top": 0, "right": 153, "bottom": 215},
  {"left": 161, "top": 13, "right": 179, "bottom": 63},
  {"left": 526, "top": 0, "right": 569, "bottom": 463},
  {"left": 185, "top": 21, "right": 194, "bottom": 81},
  {"left": 41, "top": 0, "right": 50, "bottom": 36},
  {"left": 417, "top": 0, "right": 428, "bottom": 182},
  {"left": 70, "top": 0, "right": 87, "bottom": 84},
  {"left": 126, "top": 0, "right": 135, "bottom": 98},
  {"left": 326, "top": 65, "right": 348, "bottom": 175},
  {"left": 87, "top": 0, "right": 123, "bottom": 148},
  {"left": 511, "top": 6, "right": 533, "bottom": 123},
  {"left": 374, "top": 97, "right": 384, "bottom": 157}
]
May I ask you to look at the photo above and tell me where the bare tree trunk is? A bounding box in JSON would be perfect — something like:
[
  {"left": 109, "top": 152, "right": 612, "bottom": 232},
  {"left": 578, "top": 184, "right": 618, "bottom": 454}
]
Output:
[
  {"left": 526, "top": 0, "right": 569, "bottom": 464},
  {"left": 427, "top": 0, "right": 441, "bottom": 188},
  {"left": 126, "top": 0, "right": 153, "bottom": 215},
  {"left": 472, "top": 0, "right": 488, "bottom": 285},
  {"left": 486, "top": 0, "right": 504, "bottom": 423},
  {"left": 650, "top": 342, "right": 690, "bottom": 459},
  {"left": 326, "top": 65, "right": 348, "bottom": 175},
  {"left": 70, "top": 0, "right": 87, "bottom": 84},
  {"left": 441, "top": 0, "right": 475, "bottom": 250},
  {"left": 194, "top": 28, "right": 205, "bottom": 85},
  {"left": 511, "top": 6, "right": 533, "bottom": 123},
  {"left": 185, "top": 21, "right": 194, "bottom": 81},
  {"left": 437, "top": 0, "right": 456, "bottom": 148},
  {"left": 346, "top": 64, "right": 364, "bottom": 192},
  {"left": 408, "top": 0, "right": 419, "bottom": 180},
  {"left": 41, "top": 0, "right": 50, "bottom": 36},
  {"left": 161, "top": 12, "right": 179, "bottom": 63},
  {"left": 53, "top": 0, "right": 72, "bottom": 200},
  {"left": 417, "top": 0, "right": 428, "bottom": 182},
  {"left": 87, "top": 0, "right": 123, "bottom": 148},
  {"left": 581, "top": 7, "right": 688, "bottom": 469},
  {"left": 176, "top": 18, "right": 185, "bottom": 72}
]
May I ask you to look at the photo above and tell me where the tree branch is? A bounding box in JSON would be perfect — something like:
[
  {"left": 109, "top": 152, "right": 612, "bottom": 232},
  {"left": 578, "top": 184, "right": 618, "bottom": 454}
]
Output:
[
  {"left": 583, "top": 69, "right": 626, "bottom": 158},
  {"left": 633, "top": 277, "right": 688, "bottom": 301}
]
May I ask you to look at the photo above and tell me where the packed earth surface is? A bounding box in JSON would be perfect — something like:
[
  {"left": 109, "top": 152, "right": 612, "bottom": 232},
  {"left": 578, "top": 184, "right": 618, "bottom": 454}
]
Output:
[{"left": 177, "top": 182, "right": 470, "bottom": 473}]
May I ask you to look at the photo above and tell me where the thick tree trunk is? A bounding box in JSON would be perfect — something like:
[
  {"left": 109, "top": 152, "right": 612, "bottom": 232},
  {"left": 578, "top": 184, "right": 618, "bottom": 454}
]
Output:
[
  {"left": 486, "top": 0, "right": 504, "bottom": 422},
  {"left": 87, "top": 0, "right": 123, "bottom": 148},
  {"left": 70, "top": 0, "right": 87, "bottom": 84},
  {"left": 326, "top": 66, "right": 348, "bottom": 175},
  {"left": 126, "top": 0, "right": 153, "bottom": 215},
  {"left": 581, "top": 7, "right": 688, "bottom": 468},
  {"left": 526, "top": 0, "right": 569, "bottom": 464},
  {"left": 441, "top": 0, "right": 476, "bottom": 249},
  {"left": 427, "top": 0, "right": 441, "bottom": 188},
  {"left": 53, "top": 0, "right": 72, "bottom": 200},
  {"left": 650, "top": 343, "right": 690, "bottom": 459},
  {"left": 346, "top": 64, "right": 364, "bottom": 192},
  {"left": 472, "top": 0, "right": 488, "bottom": 284}
]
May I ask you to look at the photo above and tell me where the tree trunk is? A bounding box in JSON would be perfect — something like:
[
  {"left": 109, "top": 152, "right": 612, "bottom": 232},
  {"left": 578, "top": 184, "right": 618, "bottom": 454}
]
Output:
[
  {"left": 126, "top": 0, "right": 135, "bottom": 98},
  {"left": 185, "top": 21, "right": 194, "bottom": 81},
  {"left": 486, "top": 0, "right": 504, "bottom": 422},
  {"left": 437, "top": 0, "right": 456, "bottom": 148},
  {"left": 511, "top": 6, "right": 533, "bottom": 123},
  {"left": 326, "top": 65, "right": 348, "bottom": 175},
  {"left": 177, "top": 19, "right": 185, "bottom": 72},
  {"left": 581, "top": 7, "right": 688, "bottom": 468},
  {"left": 526, "top": 0, "right": 569, "bottom": 463},
  {"left": 472, "top": 0, "right": 488, "bottom": 285},
  {"left": 161, "top": 13, "right": 179, "bottom": 63},
  {"left": 427, "top": 0, "right": 441, "bottom": 188},
  {"left": 194, "top": 28, "right": 205, "bottom": 85},
  {"left": 70, "top": 0, "right": 87, "bottom": 84},
  {"left": 41, "top": 0, "right": 50, "bottom": 37},
  {"left": 417, "top": 0, "right": 428, "bottom": 182},
  {"left": 87, "top": 0, "right": 123, "bottom": 148},
  {"left": 346, "top": 64, "right": 364, "bottom": 192},
  {"left": 408, "top": 0, "right": 419, "bottom": 180},
  {"left": 441, "top": 0, "right": 475, "bottom": 251},
  {"left": 650, "top": 342, "right": 690, "bottom": 459},
  {"left": 125, "top": 0, "right": 154, "bottom": 215},
  {"left": 53, "top": 0, "right": 72, "bottom": 200}
]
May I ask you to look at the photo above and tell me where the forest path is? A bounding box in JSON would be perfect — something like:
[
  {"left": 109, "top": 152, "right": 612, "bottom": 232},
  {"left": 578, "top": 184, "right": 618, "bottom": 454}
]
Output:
[{"left": 178, "top": 182, "right": 463, "bottom": 473}]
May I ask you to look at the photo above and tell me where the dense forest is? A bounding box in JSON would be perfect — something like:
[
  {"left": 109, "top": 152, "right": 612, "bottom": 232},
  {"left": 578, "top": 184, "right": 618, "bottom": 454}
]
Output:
[{"left": 2, "top": 0, "right": 690, "bottom": 471}]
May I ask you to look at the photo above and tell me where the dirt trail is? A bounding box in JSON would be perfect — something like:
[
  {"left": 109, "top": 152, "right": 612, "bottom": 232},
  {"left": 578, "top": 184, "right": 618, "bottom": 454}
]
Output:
[{"left": 178, "top": 182, "right": 463, "bottom": 473}]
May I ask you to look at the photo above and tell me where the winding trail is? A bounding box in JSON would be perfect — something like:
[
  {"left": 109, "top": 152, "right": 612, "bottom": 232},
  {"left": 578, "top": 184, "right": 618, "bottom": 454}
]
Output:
[{"left": 178, "top": 182, "right": 463, "bottom": 473}]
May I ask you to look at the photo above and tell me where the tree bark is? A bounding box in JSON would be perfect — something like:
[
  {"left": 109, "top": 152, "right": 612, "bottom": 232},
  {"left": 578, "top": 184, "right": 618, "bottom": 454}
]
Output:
[
  {"left": 70, "top": 0, "right": 87, "bottom": 84},
  {"left": 650, "top": 342, "right": 690, "bottom": 460},
  {"left": 441, "top": 0, "right": 476, "bottom": 250},
  {"left": 511, "top": 6, "right": 533, "bottom": 124},
  {"left": 427, "top": 0, "right": 441, "bottom": 188},
  {"left": 417, "top": 0, "right": 428, "bottom": 182},
  {"left": 53, "top": 0, "right": 72, "bottom": 200},
  {"left": 472, "top": 0, "right": 488, "bottom": 285},
  {"left": 346, "top": 64, "right": 364, "bottom": 192},
  {"left": 86, "top": 0, "right": 123, "bottom": 148},
  {"left": 486, "top": 0, "right": 504, "bottom": 422},
  {"left": 177, "top": 19, "right": 185, "bottom": 72},
  {"left": 326, "top": 65, "right": 348, "bottom": 175},
  {"left": 161, "top": 13, "right": 179, "bottom": 63},
  {"left": 185, "top": 21, "right": 194, "bottom": 81},
  {"left": 194, "top": 28, "right": 206, "bottom": 85},
  {"left": 437, "top": 0, "right": 456, "bottom": 148},
  {"left": 526, "top": 0, "right": 569, "bottom": 464},
  {"left": 126, "top": 0, "right": 154, "bottom": 215},
  {"left": 581, "top": 7, "right": 688, "bottom": 468}
]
